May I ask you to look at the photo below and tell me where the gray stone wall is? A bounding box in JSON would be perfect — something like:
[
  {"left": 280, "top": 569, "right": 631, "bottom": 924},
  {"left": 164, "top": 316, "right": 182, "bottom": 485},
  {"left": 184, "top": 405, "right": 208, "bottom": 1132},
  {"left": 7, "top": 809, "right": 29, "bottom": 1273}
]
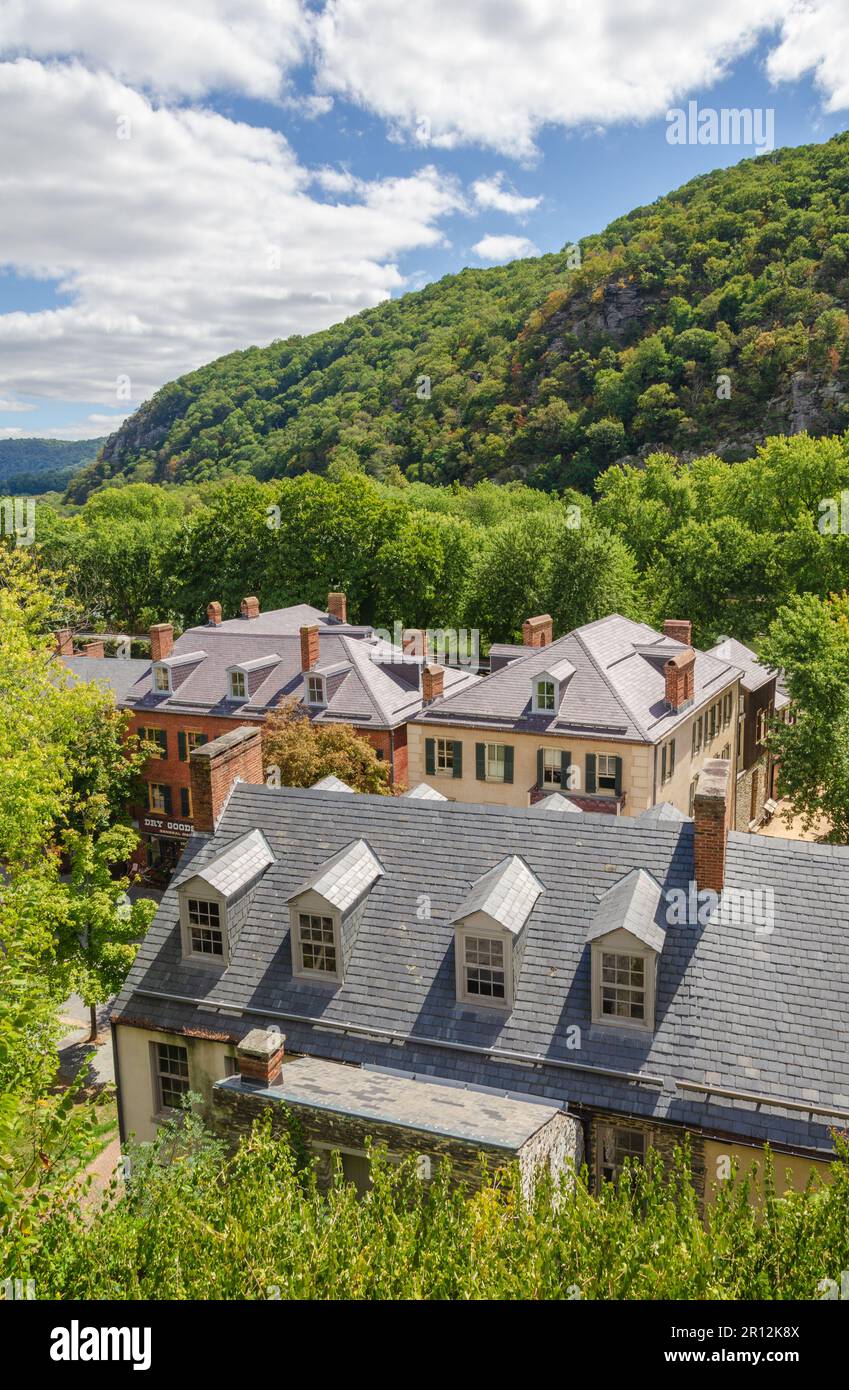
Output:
[
  {"left": 584, "top": 1109, "right": 706, "bottom": 1196},
  {"left": 735, "top": 754, "right": 769, "bottom": 832}
]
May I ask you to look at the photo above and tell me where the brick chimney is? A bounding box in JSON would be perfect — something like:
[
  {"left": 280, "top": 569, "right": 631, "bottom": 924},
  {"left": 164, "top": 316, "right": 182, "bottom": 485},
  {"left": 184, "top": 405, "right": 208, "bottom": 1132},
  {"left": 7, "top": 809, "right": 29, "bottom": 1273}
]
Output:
[
  {"left": 240, "top": 596, "right": 260, "bottom": 620},
  {"left": 189, "top": 726, "right": 264, "bottom": 833},
  {"left": 149, "top": 623, "right": 174, "bottom": 662},
  {"left": 82, "top": 639, "right": 104, "bottom": 658},
  {"left": 422, "top": 663, "right": 444, "bottom": 704},
  {"left": 207, "top": 601, "right": 222, "bottom": 626},
  {"left": 300, "top": 623, "right": 320, "bottom": 672},
  {"left": 327, "top": 591, "right": 347, "bottom": 624},
  {"left": 522, "top": 614, "right": 553, "bottom": 648},
  {"left": 663, "top": 619, "right": 692, "bottom": 646},
  {"left": 694, "top": 758, "right": 730, "bottom": 893},
  {"left": 54, "top": 629, "right": 74, "bottom": 657},
  {"left": 664, "top": 648, "right": 695, "bottom": 712},
  {"left": 236, "top": 1028, "right": 286, "bottom": 1087},
  {"left": 402, "top": 628, "right": 427, "bottom": 657}
]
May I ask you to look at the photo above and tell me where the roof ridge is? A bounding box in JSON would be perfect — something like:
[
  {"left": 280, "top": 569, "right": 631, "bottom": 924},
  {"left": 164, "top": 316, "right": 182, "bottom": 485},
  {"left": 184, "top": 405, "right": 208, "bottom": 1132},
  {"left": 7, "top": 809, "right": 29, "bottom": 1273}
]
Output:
[{"left": 571, "top": 626, "right": 652, "bottom": 740}]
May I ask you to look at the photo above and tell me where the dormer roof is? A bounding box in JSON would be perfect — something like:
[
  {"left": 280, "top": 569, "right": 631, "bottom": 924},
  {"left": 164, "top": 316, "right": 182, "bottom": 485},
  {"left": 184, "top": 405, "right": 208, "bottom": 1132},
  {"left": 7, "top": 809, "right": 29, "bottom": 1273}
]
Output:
[
  {"left": 175, "top": 828, "right": 274, "bottom": 900},
  {"left": 586, "top": 867, "right": 665, "bottom": 953},
  {"left": 453, "top": 855, "right": 543, "bottom": 936},
  {"left": 405, "top": 782, "right": 448, "bottom": 801},
  {"left": 289, "top": 838, "right": 384, "bottom": 914},
  {"left": 311, "top": 775, "right": 355, "bottom": 794}
]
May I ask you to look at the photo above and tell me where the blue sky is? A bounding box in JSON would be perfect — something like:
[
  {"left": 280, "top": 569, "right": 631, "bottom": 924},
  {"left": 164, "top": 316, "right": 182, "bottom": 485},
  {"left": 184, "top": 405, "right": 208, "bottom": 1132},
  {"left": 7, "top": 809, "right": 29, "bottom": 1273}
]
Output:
[{"left": 1, "top": 1, "right": 848, "bottom": 442}]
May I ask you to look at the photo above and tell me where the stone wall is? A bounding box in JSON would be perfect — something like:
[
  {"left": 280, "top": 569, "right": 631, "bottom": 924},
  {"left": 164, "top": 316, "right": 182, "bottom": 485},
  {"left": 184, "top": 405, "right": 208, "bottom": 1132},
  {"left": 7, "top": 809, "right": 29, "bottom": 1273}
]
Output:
[{"left": 584, "top": 1109, "right": 706, "bottom": 1196}]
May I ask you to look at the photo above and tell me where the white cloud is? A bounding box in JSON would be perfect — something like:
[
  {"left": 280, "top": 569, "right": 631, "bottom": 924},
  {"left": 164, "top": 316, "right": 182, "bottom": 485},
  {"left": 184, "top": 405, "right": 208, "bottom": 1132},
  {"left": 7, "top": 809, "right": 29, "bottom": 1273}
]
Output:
[
  {"left": 314, "top": 0, "right": 785, "bottom": 157},
  {"left": 0, "top": 398, "right": 35, "bottom": 412},
  {"left": 472, "top": 234, "right": 539, "bottom": 262},
  {"left": 38, "top": 414, "right": 133, "bottom": 441},
  {"left": 0, "top": 60, "right": 464, "bottom": 407},
  {"left": 0, "top": 426, "right": 25, "bottom": 439},
  {"left": 472, "top": 173, "right": 541, "bottom": 216},
  {"left": 767, "top": 0, "right": 849, "bottom": 111},
  {"left": 0, "top": 0, "right": 307, "bottom": 99}
]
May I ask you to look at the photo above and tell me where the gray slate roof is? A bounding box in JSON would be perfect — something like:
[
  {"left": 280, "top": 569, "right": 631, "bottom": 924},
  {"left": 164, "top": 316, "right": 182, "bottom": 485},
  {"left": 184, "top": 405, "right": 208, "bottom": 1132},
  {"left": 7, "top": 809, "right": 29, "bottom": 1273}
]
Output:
[
  {"left": 64, "top": 625, "right": 479, "bottom": 730},
  {"left": 218, "top": 1056, "right": 561, "bottom": 1149},
  {"left": 586, "top": 867, "right": 665, "bottom": 953},
  {"left": 453, "top": 855, "right": 543, "bottom": 936},
  {"left": 405, "top": 782, "right": 448, "bottom": 801},
  {"left": 707, "top": 637, "right": 776, "bottom": 694},
  {"left": 311, "top": 775, "right": 355, "bottom": 794},
  {"left": 636, "top": 802, "right": 689, "bottom": 826},
  {"left": 416, "top": 614, "right": 740, "bottom": 744},
  {"left": 116, "top": 785, "right": 849, "bottom": 1155},
  {"left": 291, "top": 838, "right": 384, "bottom": 913},
  {"left": 175, "top": 828, "right": 274, "bottom": 899},
  {"left": 63, "top": 655, "right": 151, "bottom": 703},
  {"left": 529, "top": 793, "right": 582, "bottom": 815}
]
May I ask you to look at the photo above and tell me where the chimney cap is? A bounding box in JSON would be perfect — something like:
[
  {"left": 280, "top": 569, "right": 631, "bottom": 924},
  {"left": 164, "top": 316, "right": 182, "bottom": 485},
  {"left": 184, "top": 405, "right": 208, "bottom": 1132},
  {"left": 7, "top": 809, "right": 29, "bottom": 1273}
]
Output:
[{"left": 237, "top": 1027, "right": 286, "bottom": 1060}]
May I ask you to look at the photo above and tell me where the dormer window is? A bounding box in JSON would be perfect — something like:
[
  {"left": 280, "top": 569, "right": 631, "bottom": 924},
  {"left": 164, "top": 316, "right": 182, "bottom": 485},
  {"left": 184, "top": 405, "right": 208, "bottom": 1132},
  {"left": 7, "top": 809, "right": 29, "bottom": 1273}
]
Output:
[
  {"left": 175, "top": 829, "right": 274, "bottom": 969},
  {"left": 153, "top": 665, "right": 171, "bottom": 693},
  {"left": 288, "top": 839, "right": 383, "bottom": 985},
  {"left": 297, "top": 912, "right": 337, "bottom": 974},
  {"left": 307, "top": 674, "right": 326, "bottom": 706},
  {"left": 587, "top": 868, "right": 663, "bottom": 1033},
  {"left": 187, "top": 898, "right": 223, "bottom": 957},
  {"left": 461, "top": 933, "right": 506, "bottom": 1002},
  {"left": 536, "top": 680, "right": 555, "bottom": 712},
  {"left": 230, "top": 670, "right": 247, "bottom": 700},
  {"left": 452, "top": 856, "right": 542, "bottom": 1011}
]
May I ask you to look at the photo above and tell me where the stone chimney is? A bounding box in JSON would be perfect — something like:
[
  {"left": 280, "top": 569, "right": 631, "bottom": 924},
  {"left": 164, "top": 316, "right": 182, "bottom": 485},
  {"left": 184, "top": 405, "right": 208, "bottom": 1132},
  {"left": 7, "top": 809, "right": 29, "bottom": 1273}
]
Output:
[
  {"left": 149, "top": 623, "right": 174, "bottom": 662},
  {"left": 403, "top": 628, "right": 427, "bottom": 657},
  {"left": 189, "top": 726, "right": 264, "bottom": 833},
  {"left": 663, "top": 618, "right": 692, "bottom": 646},
  {"left": 422, "top": 663, "right": 444, "bottom": 704},
  {"left": 327, "top": 591, "right": 347, "bottom": 624},
  {"left": 82, "top": 639, "right": 104, "bottom": 658},
  {"left": 300, "top": 623, "right": 320, "bottom": 672},
  {"left": 694, "top": 758, "right": 730, "bottom": 893},
  {"left": 54, "top": 629, "right": 74, "bottom": 657},
  {"left": 522, "top": 614, "right": 553, "bottom": 648},
  {"left": 236, "top": 1028, "right": 286, "bottom": 1087},
  {"left": 207, "top": 601, "right": 222, "bottom": 626},
  {"left": 240, "top": 596, "right": 260, "bottom": 620},
  {"left": 664, "top": 648, "right": 695, "bottom": 712}
]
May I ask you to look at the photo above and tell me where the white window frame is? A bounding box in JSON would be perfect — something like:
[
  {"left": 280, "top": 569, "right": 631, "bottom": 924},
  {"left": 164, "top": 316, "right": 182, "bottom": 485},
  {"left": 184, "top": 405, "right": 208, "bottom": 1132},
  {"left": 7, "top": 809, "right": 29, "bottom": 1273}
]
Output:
[
  {"left": 148, "top": 782, "right": 169, "bottom": 813},
  {"left": 307, "top": 674, "right": 326, "bottom": 707},
  {"left": 179, "top": 887, "right": 229, "bottom": 967},
  {"left": 291, "top": 904, "right": 343, "bottom": 983},
  {"left": 597, "top": 753, "right": 618, "bottom": 793},
  {"left": 542, "top": 747, "right": 562, "bottom": 787},
  {"left": 187, "top": 898, "right": 224, "bottom": 959},
  {"left": 151, "top": 1040, "right": 190, "bottom": 1115},
  {"left": 153, "top": 664, "right": 171, "bottom": 693},
  {"left": 435, "top": 738, "right": 454, "bottom": 774},
  {"left": 534, "top": 679, "right": 556, "bottom": 713},
  {"left": 591, "top": 940, "right": 655, "bottom": 1032},
  {"left": 455, "top": 924, "right": 512, "bottom": 1009},
  {"left": 230, "top": 670, "right": 248, "bottom": 701},
  {"left": 485, "top": 743, "right": 507, "bottom": 783}
]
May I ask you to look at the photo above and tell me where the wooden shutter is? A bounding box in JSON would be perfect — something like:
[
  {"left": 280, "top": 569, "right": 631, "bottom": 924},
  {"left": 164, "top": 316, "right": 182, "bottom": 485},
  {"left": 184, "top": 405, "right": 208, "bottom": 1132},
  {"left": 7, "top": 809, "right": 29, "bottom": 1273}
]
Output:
[
  {"left": 475, "top": 743, "right": 486, "bottom": 780},
  {"left": 163, "top": 785, "right": 173, "bottom": 814},
  {"left": 503, "top": 745, "right": 514, "bottom": 784},
  {"left": 180, "top": 787, "right": 190, "bottom": 817},
  {"left": 452, "top": 741, "right": 463, "bottom": 778},
  {"left": 614, "top": 756, "right": 622, "bottom": 796},
  {"left": 425, "top": 738, "right": 435, "bottom": 775},
  {"left": 158, "top": 729, "right": 168, "bottom": 758},
  {"left": 536, "top": 748, "right": 544, "bottom": 787},
  {"left": 585, "top": 752, "right": 597, "bottom": 794},
  {"left": 561, "top": 750, "right": 572, "bottom": 789},
  {"left": 197, "top": 733, "right": 208, "bottom": 747},
  {"left": 178, "top": 731, "right": 187, "bottom": 762}
]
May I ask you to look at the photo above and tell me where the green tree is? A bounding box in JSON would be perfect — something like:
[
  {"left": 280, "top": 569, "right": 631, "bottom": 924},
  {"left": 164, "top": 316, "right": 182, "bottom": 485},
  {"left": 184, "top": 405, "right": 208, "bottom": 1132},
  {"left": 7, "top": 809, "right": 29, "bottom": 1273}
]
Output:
[{"left": 263, "top": 700, "right": 392, "bottom": 794}]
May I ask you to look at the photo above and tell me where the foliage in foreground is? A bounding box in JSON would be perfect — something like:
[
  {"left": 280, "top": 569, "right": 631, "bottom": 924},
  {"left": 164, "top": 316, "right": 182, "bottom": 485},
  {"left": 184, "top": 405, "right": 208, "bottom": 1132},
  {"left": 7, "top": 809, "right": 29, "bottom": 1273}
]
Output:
[{"left": 10, "top": 1109, "right": 849, "bottom": 1301}]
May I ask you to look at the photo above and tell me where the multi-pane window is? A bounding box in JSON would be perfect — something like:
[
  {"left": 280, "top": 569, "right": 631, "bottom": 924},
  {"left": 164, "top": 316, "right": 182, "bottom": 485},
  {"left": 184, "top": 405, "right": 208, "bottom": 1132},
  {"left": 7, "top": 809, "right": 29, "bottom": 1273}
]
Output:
[
  {"left": 148, "top": 782, "right": 170, "bottom": 812},
  {"left": 755, "top": 706, "right": 770, "bottom": 743},
  {"left": 660, "top": 737, "right": 676, "bottom": 784},
  {"left": 155, "top": 1042, "right": 189, "bottom": 1111},
  {"left": 464, "top": 935, "right": 506, "bottom": 1001},
  {"left": 230, "top": 670, "right": 247, "bottom": 699},
  {"left": 536, "top": 680, "right": 556, "bottom": 712},
  {"left": 542, "top": 748, "right": 562, "bottom": 786},
  {"left": 299, "top": 913, "right": 337, "bottom": 974},
  {"left": 435, "top": 738, "right": 454, "bottom": 773},
  {"left": 307, "top": 675, "right": 326, "bottom": 706},
  {"left": 188, "top": 899, "right": 223, "bottom": 956},
  {"left": 600, "top": 1126, "right": 646, "bottom": 1185},
  {"left": 723, "top": 691, "right": 733, "bottom": 727},
  {"left": 140, "top": 727, "right": 167, "bottom": 758},
  {"left": 154, "top": 666, "right": 170, "bottom": 693},
  {"left": 486, "top": 744, "right": 507, "bottom": 782},
  {"left": 597, "top": 754, "right": 618, "bottom": 792},
  {"left": 178, "top": 730, "right": 208, "bottom": 762},
  {"left": 600, "top": 951, "right": 646, "bottom": 1021}
]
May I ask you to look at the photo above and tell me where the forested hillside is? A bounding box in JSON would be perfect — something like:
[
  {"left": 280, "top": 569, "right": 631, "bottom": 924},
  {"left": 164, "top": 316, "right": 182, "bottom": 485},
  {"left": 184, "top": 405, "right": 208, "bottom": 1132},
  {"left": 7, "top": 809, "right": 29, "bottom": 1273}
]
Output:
[
  {"left": 0, "top": 437, "right": 104, "bottom": 494},
  {"left": 69, "top": 134, "right": 849, "bottom": 500}
]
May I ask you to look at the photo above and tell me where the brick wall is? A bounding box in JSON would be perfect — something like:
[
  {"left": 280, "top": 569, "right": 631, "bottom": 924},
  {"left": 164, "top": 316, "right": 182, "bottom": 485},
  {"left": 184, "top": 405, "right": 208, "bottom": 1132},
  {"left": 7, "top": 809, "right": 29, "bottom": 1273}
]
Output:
[{"left": 129, "top": 710, "right": 261, "bottom": 823}]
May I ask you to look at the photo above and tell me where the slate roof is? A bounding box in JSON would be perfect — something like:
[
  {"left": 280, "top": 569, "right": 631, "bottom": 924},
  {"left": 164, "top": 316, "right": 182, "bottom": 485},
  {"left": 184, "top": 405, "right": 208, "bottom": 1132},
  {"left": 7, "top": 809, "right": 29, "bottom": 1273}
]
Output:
[
  {"left": 63, "top": 626, "right": 479, "bottom": 730},
  {"left": 453, "top": 855, "right": 543, "bottom": 936},
  {"left": 115, "top": 785, "right": 849, "bottom": 1155},
  {"left": 415, "top": 613, "right": 740, "bottom": 745},
  {"left": 586, "top": 867, "right": 665, "bottom": 953},
  {"left": 529, "top": 793, "right": 582, "bottom": 815},
  {"left": 174, "top": 828, "right": 274, "bottom": 899},
  {"left": 217, "top": 1056, "right": 562, "bottom": 1150},
  {"left": 291, "top": 838, "right": 384, "bottom": 913},
  {"left": 707, "top": 637, "right": 776, "bottom": 694},
  {"left": 63, "top": 655, "right": 150, "bottom": 703},
  {"left": 636, "top": 802, "right": 689, "bottom": 826},
  {"left": 311, "top": 775, "right": 355, "bottom": 794},
  {"left": 405, "top": 782, "right": 448, "bottom": 801}
]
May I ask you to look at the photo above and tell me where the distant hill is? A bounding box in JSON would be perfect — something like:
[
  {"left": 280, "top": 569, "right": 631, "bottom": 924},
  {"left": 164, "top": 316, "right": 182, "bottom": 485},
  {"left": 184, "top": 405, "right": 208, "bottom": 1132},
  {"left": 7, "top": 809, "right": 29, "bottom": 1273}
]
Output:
[
  {"left": 68, "top": 134, "right": 849, "bottom": 501},
  {"left": 0, "top": 437, "right": 105, "bottom": 494}
]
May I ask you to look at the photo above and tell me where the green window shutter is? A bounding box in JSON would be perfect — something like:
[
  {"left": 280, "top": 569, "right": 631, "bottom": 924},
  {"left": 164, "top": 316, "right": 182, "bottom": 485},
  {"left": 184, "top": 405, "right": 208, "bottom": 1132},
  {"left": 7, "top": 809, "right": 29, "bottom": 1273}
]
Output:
[
  {"left": 475, "top": 743, "right": 486, "bottom": 780},
  {"left": 158, "top": 729, "right": 168, "bottom": 757},
  {"left": 585, "top": 753, "right": 597, "bottom": 794},
  {"left": 197, "top": 733, "right": 208, "bottom": 747},
  {"left": 425, "top": 738, "right": 435, "bottom": 775},
  {"left": 536, "top": 748, "right": 544, "bottom": 787},
  {"left": 178, "top": 731, "right": 187, "bottom": 762},
  {"left": 661, "top": 743, "right": 667, "bottom": 783},
  {"left": 503, "top": 745, "right": 514, "bottom": 784},
  {"left": 163, "top": 786, "right": 173, "bottom": 814},
  {"left": 180, "top": 787, "right": 190, "bottom": 817},
  {"left": 614, "top": 756, "right": 623, "bottom": 796},
  {"left": 561, "top": 751, "right": 572, "bottom": 790},
  {"left": 452, "top": 741, "right": 463, "bottom": 778}
]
